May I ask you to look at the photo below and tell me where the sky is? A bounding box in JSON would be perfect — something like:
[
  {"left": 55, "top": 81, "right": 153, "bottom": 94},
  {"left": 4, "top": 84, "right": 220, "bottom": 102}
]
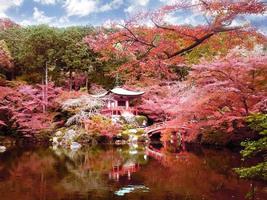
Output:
[{"left": 0, "top": 0, "right": 266, "bottom": 34}]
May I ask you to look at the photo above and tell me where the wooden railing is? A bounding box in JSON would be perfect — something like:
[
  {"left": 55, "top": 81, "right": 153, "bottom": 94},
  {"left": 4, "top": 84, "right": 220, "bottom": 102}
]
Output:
[
  {"left": 101, "top": 106, "right": 139, "bottom": 116},
  {"left": 145, "top": 122, "right": 166, "bottom": 135}
]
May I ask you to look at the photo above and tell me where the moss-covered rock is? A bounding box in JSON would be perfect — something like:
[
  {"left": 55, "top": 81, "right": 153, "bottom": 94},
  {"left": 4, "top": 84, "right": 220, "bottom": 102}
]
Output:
[{"left": 135, "top": 115, "right": 148, "bottom": 126}]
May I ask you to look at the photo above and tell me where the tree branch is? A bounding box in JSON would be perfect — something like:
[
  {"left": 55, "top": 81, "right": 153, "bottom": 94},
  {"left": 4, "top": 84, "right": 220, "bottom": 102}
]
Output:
[
  {"left": 166, "top": 26, "right": 243, "bottom": 59},
  {"left": 152, "top": 19, "right": 200, "bottom": 41},
  {"left": 120, "top": 24, "right": 156, "bottom": 48},
  {"left": 166, "top": 32, "right": 214, "bottom": 58}
]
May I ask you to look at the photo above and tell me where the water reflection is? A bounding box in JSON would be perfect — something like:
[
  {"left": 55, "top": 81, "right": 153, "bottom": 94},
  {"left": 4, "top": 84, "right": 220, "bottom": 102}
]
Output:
[
  {"left": 114, "top": 185, "right": 150, "bottom": 196},
  {"left": 0, "top": 144, "right": 266, "bottom": 200}
]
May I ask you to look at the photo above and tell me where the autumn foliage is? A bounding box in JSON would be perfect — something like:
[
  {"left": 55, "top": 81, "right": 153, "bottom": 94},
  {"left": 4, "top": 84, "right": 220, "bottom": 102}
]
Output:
[
  {"left": 84, "top": 115, "right": 121, "bottom": 138},
  {"left": 139, "top": 49, "right": 267, "bottom": 142},
  {"left": 84, "top": 0, "right": 266, "bottom": 82},
  {"left": 0, "top": 83, "right": 62, "bottom": 136},
  {"left": 0, "top": 18, "right": 18, "bottom": 30}
]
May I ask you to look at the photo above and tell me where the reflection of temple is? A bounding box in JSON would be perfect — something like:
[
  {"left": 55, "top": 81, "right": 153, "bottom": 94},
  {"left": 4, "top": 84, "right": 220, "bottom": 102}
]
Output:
[
  {"left": 100, "top": 87, "right": 144, "bottom": 116},
  {"left": 109, "top": 162, "right": 140, "bottom": 181}
]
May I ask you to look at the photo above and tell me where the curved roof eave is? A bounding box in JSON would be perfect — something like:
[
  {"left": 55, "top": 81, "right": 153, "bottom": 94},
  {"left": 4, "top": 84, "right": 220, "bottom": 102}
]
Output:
[
  {"left": 110, "top": 87, "right": 145, "bottom": 96},
  {"left": 90, "top": 91, "right": 109, "bottom": 98}
]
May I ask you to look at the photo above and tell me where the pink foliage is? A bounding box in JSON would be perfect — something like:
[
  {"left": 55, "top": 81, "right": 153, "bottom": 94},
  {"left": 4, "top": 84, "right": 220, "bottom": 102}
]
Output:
[
  {"left": 0, "top": 120, "right": 6, "bottom": 126},
  {"left": 84, "top": 0, "right": 266, "bottom": 82},
  {"left": 0, "top": 83, "right": 62, "bottom": 135},
  {"left": 140, "top": 52, "right": 267, "bottom": 138},
  {"left": 0, "top": 18, "right": 18, "bottom": 30}
]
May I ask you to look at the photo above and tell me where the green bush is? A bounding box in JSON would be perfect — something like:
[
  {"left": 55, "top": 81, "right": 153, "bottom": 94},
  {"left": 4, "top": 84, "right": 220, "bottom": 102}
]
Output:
[
  {"left": 235, "top": 113, "right": 267, "bottom": 181},
  {"left": 135, "top": 115, "right": 148, "bottom": 126}
]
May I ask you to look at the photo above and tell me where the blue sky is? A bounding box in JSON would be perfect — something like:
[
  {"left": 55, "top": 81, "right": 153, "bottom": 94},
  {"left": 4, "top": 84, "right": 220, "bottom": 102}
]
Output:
[{"left": 0, "top": 0, "right": 266, "bottom": 34}]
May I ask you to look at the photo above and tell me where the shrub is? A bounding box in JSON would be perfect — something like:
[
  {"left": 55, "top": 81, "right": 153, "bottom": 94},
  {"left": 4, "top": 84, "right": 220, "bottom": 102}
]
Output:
[
  {"left": 135, "top": 115, "right": 148, "bottom": 127},
  {"left": 84, "top": 115, "right": 122, "bottom": 138},
  {"left": 235, "top": 113, "right": 267, "bottom": 181}
]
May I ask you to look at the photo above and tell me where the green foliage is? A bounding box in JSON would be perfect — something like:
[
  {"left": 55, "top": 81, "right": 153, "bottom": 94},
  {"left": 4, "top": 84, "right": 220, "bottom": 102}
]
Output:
[
  {"left": 246, "top": 113, "right": 267, "bottom": 133},
  {"left": 240, "top": 137, "right": 267, "bottom": 158},
  {"left": 84, "top": 115, "right": 121, "bottom": 137},
  {"left": 0, "top": 40, "right": 11, "bottom": 57},
  {"left": 170, "top": 65, "right": 190, "bottom": 81},
  {"left": 235, "top": 113, "right": 267, "bottom": 181},
  {"left": 135, "top": 115, "right": 148, "bottom": 126},
  {"left": 0, "top": 25, "right": 118, "bottom": 89},
  {"left": 0, "top": 40, "right": 12, "bottom": 73},
  {"left": 235, "top": 163, "right": 267, "bottom": 181}
]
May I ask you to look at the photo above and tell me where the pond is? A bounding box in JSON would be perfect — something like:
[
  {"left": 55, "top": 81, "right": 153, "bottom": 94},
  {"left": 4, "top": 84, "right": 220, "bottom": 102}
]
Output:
[{"left": 0, "top": 144, "right": 266, "bottom": 200}]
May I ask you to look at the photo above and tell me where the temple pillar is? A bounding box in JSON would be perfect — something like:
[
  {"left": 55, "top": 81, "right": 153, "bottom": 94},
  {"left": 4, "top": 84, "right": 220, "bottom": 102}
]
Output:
[
  {"left": 126, "top": 100, "right": 129, "bottom": 109},
  {"left": 115, "top": 100, "right": 118, "bottom": 107}
]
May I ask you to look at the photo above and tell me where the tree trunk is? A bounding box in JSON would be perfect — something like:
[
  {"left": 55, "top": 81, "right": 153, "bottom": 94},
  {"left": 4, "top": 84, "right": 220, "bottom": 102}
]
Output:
[
  {"left": 86, "top": 73, "right": 91, "bottom": 93},
  {"left": 69, "top": 69, "right": 73, "bottom": 91},
  {"left": 45, "top": 62, "right": 48, "bottom": 112},
  {"left": 85, "top": 75, "right": 89, "bottom": 93},
  {"left": 242, "top": 96, "right": 249, "bottom": 115},
  {"left": 42, "top": 77, "right": 46, "bottom": 113}
]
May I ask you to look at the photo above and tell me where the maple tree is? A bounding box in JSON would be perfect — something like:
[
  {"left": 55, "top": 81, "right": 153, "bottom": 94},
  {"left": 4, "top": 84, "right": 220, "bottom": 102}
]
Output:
[
  {"left": 139, "top": 49, "right": 267, "bottom": 142},
  {"left": 84, "top": 0, "right": 266, "bottom": 82},
  {"left": 0, "top": 83, "right": 62, "bottom": 136}
]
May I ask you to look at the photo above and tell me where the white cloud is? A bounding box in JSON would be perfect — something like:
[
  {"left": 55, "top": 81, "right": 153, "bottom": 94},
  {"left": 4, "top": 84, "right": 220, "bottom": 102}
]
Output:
[
  {"left": 34, "top": 0, "right": 57, "bottom": 5},
  {"left": 64, "top": 0, "right": 98, "bottom": 17},
  {"left": 163, "top": 11, "right": 204, "bottom": 26},
  {"left": 135, "top": 0, "right": 149, "bottom": 7},
  {"left": 0, "top": 0, "right": 23, "bottom": 18},
  {"left": 99, "top": 0, "right": 124, "bottom": 12},
  {"left": 64, "top": 0, "right": 124, "bottom": 17},
  {"left": 124, "top": 0, "right": 150, "bottom": 14},
  {"left": 33, "top": 7, "right": 54, "bottom": 23},
  {"left": 21, "top": 7, "right": 54, "bottom": 25},
  {"left": 159, "top": 0, "right": 199, "bottom": 5}
]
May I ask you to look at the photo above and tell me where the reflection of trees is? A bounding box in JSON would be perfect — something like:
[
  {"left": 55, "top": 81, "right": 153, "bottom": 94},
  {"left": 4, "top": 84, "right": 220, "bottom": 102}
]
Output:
[
  {"left": 0, "top": 145, "right": 148, "bottom": 200},
  {"left": 138, "top": 148, "right": 266, "bottom": 200},
  {"left": 54, "top": 147, "right": 122, "bottom": 195},
  {"left": 0, "top": 148, "right": 66, "bottom": 200},
  {"left": 0, "top": 145, "right": 265, "bottom": 200}
]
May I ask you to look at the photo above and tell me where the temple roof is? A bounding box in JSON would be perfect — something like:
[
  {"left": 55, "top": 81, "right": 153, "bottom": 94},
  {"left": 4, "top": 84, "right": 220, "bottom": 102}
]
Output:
[
  {"left": 110, "top": 87, "right": 144, "bottom": 96},
  {"left": 91, "top": 87, "right": 144, "bottom": 98}
]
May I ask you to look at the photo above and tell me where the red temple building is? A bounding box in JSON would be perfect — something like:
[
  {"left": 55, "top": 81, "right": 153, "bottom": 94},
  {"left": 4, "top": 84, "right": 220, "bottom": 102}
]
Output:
[{"left": 99, "top": 87, "right": 144, "bottom": 116}]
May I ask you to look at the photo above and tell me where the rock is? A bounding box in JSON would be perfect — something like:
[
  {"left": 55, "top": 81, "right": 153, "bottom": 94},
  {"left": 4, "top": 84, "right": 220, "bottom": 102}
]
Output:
[
  {"left": 129, "top": 129, "right": 137, "bottom": 134},
  {"left": 135, "top": 115, "right": 148, "bottom": 127},
  {"left": 115, "top": 140, "right": 127, "bottom": 145},
  {"left": 55, "top": 131, "right": 63, "bottom": 137},
  {"left": 52, "top": 137, "right": 59, "bottom": 144},
  {"left": 128, "top": 135, "right": 138, "bottom": 143},
  {"left": 121, "top": 111, "right": 135, "bottom": 123},
  {"left": 70, "top": 142, "right": 81, "bottom": 150},
  {"left": 0, "top": 145, "right": 6, "bottom": 153},
  {"left": 63, "top": 129, "right": 76, "bottom": 141},
  {"left": 111, "top": 115, "right": 121, "bottom": 123}
]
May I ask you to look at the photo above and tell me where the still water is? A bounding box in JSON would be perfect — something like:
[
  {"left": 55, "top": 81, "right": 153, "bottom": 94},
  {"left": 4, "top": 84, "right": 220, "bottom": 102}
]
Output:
[{"left": 0, "top": 144, "right": 266, "bottom": 200}]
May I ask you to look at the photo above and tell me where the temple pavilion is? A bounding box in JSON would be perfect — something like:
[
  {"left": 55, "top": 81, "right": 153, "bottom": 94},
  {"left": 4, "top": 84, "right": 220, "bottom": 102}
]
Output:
[{"left": 97, "top": 87, "right": 144, "bottom": 116}]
